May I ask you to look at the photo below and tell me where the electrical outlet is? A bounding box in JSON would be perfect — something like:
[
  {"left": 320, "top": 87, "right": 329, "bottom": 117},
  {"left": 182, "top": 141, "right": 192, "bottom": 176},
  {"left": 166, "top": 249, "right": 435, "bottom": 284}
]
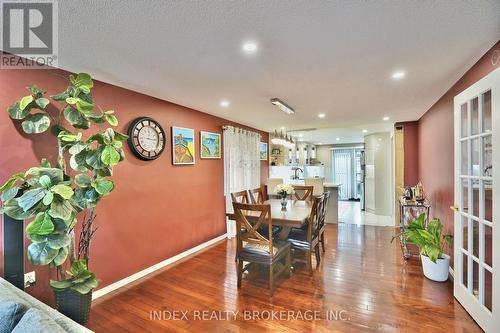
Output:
[{"left": 24, "top": 271, "right": 36, "bottom": 288}]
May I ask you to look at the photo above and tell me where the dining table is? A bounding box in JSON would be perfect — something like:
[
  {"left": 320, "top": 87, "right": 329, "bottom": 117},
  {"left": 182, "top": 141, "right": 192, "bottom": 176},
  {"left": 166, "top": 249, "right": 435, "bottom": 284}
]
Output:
[{"left": 225, "top": 199, "right": 313, "bottom": 239}]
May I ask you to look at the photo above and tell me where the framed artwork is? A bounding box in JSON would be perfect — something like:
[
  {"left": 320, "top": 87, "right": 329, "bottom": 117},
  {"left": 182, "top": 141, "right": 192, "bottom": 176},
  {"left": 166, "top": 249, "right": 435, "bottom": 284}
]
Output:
[
  {"left": 260, "top": 142, "right": 268, "bottom": 161},
  {"left": 200, "top": 131, "right": 221, "bottom": 159},
  {"left": 172, "top": 127, "right": 195, "bottom": 165}
]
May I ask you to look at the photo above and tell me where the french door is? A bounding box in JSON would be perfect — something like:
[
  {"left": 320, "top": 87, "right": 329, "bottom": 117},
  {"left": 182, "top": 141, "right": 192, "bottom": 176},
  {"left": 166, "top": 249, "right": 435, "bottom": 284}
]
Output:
[{"left": 454, "top": 67, "right": 500, "bottom": 333}]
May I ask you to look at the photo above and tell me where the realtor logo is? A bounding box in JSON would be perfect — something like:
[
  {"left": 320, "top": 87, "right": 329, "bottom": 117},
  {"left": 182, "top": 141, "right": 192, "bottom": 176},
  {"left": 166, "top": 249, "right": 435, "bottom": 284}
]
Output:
[{"left": 1, "top": 0, "right": 58, "bottom": 69}]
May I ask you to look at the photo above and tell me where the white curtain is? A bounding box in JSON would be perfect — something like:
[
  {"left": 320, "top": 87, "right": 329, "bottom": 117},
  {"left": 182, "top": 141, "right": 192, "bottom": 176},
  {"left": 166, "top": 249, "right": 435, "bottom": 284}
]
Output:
[
  {"left": 333, "top": 149, "right": 353, "bottom": 200},
  {"left": 223, "top": 125, "right": 261, "bottom": 209}
]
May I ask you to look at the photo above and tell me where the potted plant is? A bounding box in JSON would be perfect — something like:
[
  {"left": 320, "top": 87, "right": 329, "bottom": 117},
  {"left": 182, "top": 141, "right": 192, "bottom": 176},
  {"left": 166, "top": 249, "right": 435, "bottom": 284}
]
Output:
[
  {"left": 275, "top": 184, "right": 293, "bottom": 210},
  {"left": 0, "top": 73, "right": 127, "bottom": 325},
  {"left": 394, "top": 213, "right": 453, "bottom": 282}
]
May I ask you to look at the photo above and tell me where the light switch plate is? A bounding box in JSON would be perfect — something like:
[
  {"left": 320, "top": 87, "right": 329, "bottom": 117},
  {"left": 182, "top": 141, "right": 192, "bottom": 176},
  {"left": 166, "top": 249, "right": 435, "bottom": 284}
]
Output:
[{"left": 24, "top": 271, "right": 36, "bottom": 288}]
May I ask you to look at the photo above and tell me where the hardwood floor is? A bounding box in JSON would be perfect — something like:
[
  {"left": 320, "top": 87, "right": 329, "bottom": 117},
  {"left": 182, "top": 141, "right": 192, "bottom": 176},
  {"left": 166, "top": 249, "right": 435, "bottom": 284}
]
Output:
[{"left": 88, "top": 224, "right": 482, "bottom": 332}]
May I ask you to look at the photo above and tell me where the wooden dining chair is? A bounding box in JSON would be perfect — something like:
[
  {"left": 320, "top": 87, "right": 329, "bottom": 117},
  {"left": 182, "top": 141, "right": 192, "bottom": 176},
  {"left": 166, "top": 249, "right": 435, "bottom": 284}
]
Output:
[
  {"left": 249, "top": 186, "right": 265, "bottom": 204},
  {"left": 231, "top": 190, "right": 250, "bottom": 203},
  {"left": 292, "top": 185, "right": 314, "bottom": 201},
  {"left": 233, "top": 202, "right": 291, "bottom": 295},
  {"left": 318, "top": 191, "right": 330, "bottom": 253},
  {"left": 287, "top": 194, "right": 324, "bottom": 275}
]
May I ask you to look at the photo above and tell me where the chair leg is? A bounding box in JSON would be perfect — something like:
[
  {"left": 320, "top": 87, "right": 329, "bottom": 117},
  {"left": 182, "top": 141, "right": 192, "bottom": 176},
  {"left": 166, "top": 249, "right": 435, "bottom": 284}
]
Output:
[
  {"left": 269, "top": 264, "right": 274, "bottom": 296},
  {"left": 237, "top": 258, "right": 243, "bottom": 288},
  {"left": 315, "top": 244, "right": 321, "bottom": 267},
  {"left": 285, "top": 249, "right": 291, "bottom": 278},
  {"left": 320, "top": 232, "right": 326, "bottom": 253},
  {"left": 307, "top": 250, "right": 313, "bottom": 276}
]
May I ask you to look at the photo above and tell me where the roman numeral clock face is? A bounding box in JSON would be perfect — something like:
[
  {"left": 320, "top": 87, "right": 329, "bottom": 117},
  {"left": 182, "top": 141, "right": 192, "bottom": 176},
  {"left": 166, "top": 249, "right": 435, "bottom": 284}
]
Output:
[{"left": 127, "top": 117, "right": 166, "bottom": 160}]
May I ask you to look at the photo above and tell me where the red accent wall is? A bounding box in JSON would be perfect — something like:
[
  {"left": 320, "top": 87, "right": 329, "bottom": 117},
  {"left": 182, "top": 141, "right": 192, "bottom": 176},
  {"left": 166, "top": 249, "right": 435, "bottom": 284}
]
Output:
[
  {"left": 396, "top": 121, "right": 419, "bottom": 186},
  {"left": 418, "top": 41, "right": 499, "bottom": 265},
  {"left": 0, "top": 63, "right": 268, "bottom": 304}
]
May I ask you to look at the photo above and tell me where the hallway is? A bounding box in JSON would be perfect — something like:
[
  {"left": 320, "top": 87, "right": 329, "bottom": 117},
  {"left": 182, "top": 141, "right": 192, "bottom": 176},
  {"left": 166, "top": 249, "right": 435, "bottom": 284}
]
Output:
[{"left": 338, "top": 201, "right": 394, "bottom": 227}]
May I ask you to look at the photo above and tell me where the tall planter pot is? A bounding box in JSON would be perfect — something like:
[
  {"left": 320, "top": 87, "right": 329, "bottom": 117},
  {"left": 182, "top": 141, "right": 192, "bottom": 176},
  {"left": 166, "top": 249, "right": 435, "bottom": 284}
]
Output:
[
  {"left": 420, "top": 254, "right": 450, "bottom": 282},
  {"left": 53, "top": 288, "right": 92, "bottom": 325}
]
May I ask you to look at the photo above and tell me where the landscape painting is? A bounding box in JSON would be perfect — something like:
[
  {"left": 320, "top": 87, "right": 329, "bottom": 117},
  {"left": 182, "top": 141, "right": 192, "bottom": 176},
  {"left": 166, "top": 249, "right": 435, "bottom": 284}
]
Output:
[
  {"left": 260, "top": 142, "right": 268, "bottom": 160},
  {"left": 172, "top": 127, "right": 195, "bottom": 165},
  {"left": 200, "top": 131, "right": 221, "bottom": 159}
]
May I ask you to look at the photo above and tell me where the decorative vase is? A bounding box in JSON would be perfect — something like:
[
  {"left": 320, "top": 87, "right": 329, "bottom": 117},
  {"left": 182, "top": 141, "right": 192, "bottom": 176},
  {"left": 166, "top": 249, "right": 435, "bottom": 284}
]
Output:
[
  {"left": 280, "top": 197, "right": 288, "bottom": 210},
  {"left": 53, "top": 288, "right": 92, "bottom": 325},
  {"left": 420, "top": 254, "right": 450, "bottom": 282}
]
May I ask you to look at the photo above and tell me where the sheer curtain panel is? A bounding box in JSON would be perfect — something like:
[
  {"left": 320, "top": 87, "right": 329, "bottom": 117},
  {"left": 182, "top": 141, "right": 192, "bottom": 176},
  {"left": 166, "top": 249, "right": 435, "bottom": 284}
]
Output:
[{"left": 223, "top": 126, "right": 261, "bottom": 237}]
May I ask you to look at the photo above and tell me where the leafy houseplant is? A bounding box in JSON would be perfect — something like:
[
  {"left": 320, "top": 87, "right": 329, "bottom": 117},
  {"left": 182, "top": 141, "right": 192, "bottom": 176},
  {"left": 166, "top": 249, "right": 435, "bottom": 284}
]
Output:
[
  {"left": 0, "top": 73, "right": 127, "bottom": 324},
  {"left": 394, "top": 213, "right": 453, "bottom": 282}
]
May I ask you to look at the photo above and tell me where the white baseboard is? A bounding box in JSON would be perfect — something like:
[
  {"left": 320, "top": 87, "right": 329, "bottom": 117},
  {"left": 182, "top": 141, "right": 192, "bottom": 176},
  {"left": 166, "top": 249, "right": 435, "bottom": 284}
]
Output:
[
  {"left": 449, "top": 266, "right": 454, "bottom": 281},
  {"left": 92, "top": 233, "right": 227, "bottom": 300}
]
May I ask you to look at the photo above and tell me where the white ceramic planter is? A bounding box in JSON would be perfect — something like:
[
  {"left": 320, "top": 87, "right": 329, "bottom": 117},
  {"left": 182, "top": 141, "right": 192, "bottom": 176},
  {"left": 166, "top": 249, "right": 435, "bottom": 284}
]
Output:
[{"left": 420, "top": 254, "right": 450, "bottom": 282}]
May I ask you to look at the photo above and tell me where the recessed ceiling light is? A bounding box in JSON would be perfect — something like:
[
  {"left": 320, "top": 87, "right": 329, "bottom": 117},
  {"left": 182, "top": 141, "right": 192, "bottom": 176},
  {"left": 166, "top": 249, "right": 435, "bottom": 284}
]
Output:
[
  {"left": 383, "top": 116, "right": 390, "bottom": 121},
  {"left": 298, "top": 133, "right": 303, "bottom": 137},
  {"left": 392, "top": 70, "right": 405, "bottom": 80},
  {"left": 362, "top": 129, "right": 368, "bottom": 133},
  {"left": 336, "top": 137, "right": 340, "bottom": 141},
  {"left": 280, "top": 126, "right": 286, "bottom": 130},
  {"left": 318, "top": 142, "right": 323, "bottom": 145},
  {"left": 318, "top": 113, "right": 326, "bottom": 118},
  {"left": 242, "top": 41, "right": 258, "bottom": 54},
  {"left": 220, "top": 100, "right": 230, "bottom": 107}
]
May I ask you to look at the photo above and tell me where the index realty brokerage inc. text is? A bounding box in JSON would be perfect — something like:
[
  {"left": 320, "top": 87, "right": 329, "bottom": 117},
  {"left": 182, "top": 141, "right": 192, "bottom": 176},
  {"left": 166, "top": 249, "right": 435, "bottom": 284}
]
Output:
[{"left": 150, "top": 310, "right": 350, "bottom": 321}]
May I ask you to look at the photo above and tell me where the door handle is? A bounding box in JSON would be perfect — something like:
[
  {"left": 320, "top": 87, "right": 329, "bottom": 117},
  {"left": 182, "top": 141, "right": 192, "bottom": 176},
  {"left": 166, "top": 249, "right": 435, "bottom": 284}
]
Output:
[{"left": 450, "top": 205, "right": 459, "bottom": 212}]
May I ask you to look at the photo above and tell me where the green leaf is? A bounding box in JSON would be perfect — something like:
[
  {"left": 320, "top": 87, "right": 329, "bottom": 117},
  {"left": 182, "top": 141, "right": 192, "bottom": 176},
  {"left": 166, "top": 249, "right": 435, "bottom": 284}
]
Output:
[
  {"left": 101, "top": 145, "right": 120, "bottom": 166},
  {"left": 85, "top": 147, "right": 105, "bottom": 169},
  {"left": 65, "top": 97, "right": 78, "bottom": 105},
  {"left": 0, "top": 173, "right": 25, "bottom": 192},
  {"left": 42, "top": 191, "right": 54, "bottom": 205},
  {"left": 63, "top": 106, "right": 90, "bottom": 130},
  {"left": 27, "top": 233, "right": 48, "bottom": 243},
  {"left": 75, "top": 98, "right": 94, "bottom": 113},
  {"left": 93, "top": 180, "right": 114, "bottom": 195},
  {"left": 58, "top": 131, "right": 82, "bottom": 142},
  {"left": 26, "top": 212, "right": 54, "bottom": 235},
  {"left": 49, "top": 198, "right": 74, "bottom": 220},
  {"left": 70, "top": 260, "right": 88, "bottom": 277},
  {"left": 50, "top": 91, "right": 69, "bottom": 101},
  {"left": 2, "top": 198, "right": 39, "bottom": 220},
  {"left": 68, "top": 142, "right": 87, "bottom": 155},
  {"left": 1, "top": 186, "right": 20, "bottom": 201},
  {"left": 70, "top": 151, "right": 88, "bottom": 172},
  {"left": 40, "top": 158, "right": 51, "bottom": 168},
  {"left": 19, "top": 95, "right": 34, "bottom": 110},
  {"left": 35, "top": 98, "right": 49, "bottom": 109},
  {"left": 51, "top": 184, "right": 74, "bottom": 199},
  {"left": 87, "top": 133, "right": 106, "bottom": 144},
  {"left": 113, "top": 131, "right": 129, "bottom": 142},
  {"left": 39, "top": 175, "right": 52, "bottom": 188},
  {"left": 104, "top": 114, "right": 118, "bottom": 126},
  {"left": 103, "top": 128, "right": 115, "bottom": 143},
  {"left": 70, "top": 73, "right": 93, "bottom": 89},
  {"left": 50, "top": 279, "right": 72, "bottom": 289},
  {"left": 21, "top": 113, "right": 51, "bottom": 134},
  {"left": 75, "top": 174, "right": 91, "bottom": 188},
  {"left": 71, "top": 277, "right": 98, "bottom": 294},
  {"left": 27, "top": 242, "right": 58, "bottom": 265},
  {"left": 87, "top": 112, "right": 106, "bottom": 124},
  {"left": 52, "top": 246, "right": 69, "bottom": 266},
  {"left": 27, "top": 84, "right": 44, "bottom": 98},
  {"left": 18, "top": 188, "right": 46, "bottom": 212},
  {"left": 8, "top": 102, "right": 31, "bottom": 120},
  {"left": 47, "top": 234, "right": 71, "bottom": 249}
]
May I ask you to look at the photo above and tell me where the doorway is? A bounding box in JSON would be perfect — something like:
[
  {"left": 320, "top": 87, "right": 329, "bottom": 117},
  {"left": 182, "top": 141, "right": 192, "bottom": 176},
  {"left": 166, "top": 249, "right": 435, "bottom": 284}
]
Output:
[{"left": 332, "top": 148, "right": 363, "bottom": 201}]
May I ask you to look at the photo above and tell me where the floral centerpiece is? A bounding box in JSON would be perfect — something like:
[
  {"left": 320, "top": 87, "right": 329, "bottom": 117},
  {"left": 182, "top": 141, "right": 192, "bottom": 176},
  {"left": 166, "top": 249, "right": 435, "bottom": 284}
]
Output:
[{"left": 275, "top": 184, "right": 293, "bottom": 210}]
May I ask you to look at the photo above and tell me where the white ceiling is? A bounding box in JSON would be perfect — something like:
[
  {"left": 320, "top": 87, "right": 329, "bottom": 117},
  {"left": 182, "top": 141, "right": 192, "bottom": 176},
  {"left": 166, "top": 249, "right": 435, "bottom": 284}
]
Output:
[{"left": 54, "top": 1, "right": 499, "bottom": 137}]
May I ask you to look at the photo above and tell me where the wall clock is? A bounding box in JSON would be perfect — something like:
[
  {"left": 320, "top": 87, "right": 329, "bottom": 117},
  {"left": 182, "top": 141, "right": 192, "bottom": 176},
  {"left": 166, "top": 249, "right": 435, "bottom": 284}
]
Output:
[{"left": 127, "top": 117, "right": 166, "bottom": 160}]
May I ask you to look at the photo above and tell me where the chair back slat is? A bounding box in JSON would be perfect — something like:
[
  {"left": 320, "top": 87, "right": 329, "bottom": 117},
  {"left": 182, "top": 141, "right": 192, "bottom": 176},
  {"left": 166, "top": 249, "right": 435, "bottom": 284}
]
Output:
[
  {"left": 233, "top": 202, "right": 273, "bottom": 254},
  {"left": 318, "top": 191, "right": 330, "bottom": 228},
  {"left": 307, "top": 194, "right": 325, "bottom": 241},
  {"left": 292, "top": 185, "right": 314, "bottom": 201},
  {"left": 231, "top": 190, "right": 250, "bottom": 203},
  {"left": 249, "top": 186, "right": 265, "bottom": 204}
]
